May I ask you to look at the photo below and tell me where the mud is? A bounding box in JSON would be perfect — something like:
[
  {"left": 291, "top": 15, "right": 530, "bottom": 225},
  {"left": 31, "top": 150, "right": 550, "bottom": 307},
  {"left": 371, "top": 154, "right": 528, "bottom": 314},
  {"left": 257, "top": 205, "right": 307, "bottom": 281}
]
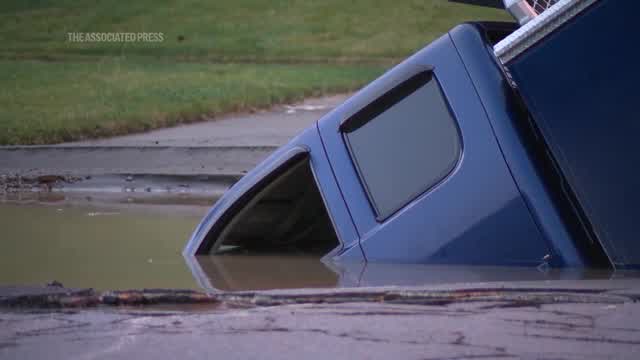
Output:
[{"left": 0, "top": 173, "right": 83, "bottom": 194}]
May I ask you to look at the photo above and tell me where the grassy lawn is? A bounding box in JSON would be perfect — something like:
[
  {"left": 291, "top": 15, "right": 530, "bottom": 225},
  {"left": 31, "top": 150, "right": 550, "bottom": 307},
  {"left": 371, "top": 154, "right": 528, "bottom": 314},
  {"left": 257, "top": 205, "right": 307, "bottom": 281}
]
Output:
[
  {"left": 0, "top": 0, "right": 509, "bottom": 145},
  {"left": 0, "top": 60, "right": 378, "bottom": 144}
]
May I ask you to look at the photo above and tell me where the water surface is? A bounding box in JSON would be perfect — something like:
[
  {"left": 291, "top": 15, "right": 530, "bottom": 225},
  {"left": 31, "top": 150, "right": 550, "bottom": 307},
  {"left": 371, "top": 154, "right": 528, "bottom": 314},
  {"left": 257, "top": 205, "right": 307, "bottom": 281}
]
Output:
[
  {"left": 0, "top": 201, "right": 204, "bottom": 290},
  {"left": 2, "top": 200, "right": 638, "bottom": 292}
]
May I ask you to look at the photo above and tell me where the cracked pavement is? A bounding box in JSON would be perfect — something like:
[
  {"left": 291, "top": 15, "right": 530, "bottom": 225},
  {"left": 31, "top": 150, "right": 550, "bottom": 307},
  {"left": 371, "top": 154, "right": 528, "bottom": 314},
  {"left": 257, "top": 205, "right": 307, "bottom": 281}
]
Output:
[{"left": 2, "top": 282, "right": 640, "bottom": 359}]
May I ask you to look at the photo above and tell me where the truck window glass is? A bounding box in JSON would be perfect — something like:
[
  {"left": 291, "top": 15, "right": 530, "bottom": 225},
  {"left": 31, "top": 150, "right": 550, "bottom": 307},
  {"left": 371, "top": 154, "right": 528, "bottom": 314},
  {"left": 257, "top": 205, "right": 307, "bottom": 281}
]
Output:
[
  {"left": 212, "top": 158, "right": 340, "bottom": 255},
  {"left": 344, "top": 75, "right": 461, "bottom": 220}
]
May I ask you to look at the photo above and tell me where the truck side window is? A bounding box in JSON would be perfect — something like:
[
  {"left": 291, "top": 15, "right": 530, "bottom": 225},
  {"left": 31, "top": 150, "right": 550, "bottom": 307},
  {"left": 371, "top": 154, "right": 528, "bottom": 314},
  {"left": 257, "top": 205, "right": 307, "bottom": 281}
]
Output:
[
  {"left": 211, "top": 156, "right": 340, "bottom": 255},
  {"left": 343, "top": 73, "right": 461, "bottom": 220}
]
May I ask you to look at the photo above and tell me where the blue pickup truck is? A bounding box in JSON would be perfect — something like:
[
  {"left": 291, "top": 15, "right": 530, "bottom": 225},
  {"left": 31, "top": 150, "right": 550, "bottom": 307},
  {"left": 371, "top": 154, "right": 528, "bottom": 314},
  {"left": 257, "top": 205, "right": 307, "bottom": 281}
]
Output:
[{"left": 185, "top": 0, "right": 640, "bottom": 269}]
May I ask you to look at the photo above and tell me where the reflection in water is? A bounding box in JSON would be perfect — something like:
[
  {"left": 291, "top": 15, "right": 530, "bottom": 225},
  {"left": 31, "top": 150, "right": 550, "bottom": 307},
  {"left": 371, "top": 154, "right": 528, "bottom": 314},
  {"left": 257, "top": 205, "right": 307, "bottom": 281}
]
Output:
[
  {"left": 350, "top": 263, "right": 618, "bottom": 287},
  {"left": 191, "top": 255, "right": 338, "bottom": 291},
  {"left": 2, "top": 202, "right": 639, "bottom": 292},
  {"left": 185, "top": 254, "right": 637, "bottom": 292}
]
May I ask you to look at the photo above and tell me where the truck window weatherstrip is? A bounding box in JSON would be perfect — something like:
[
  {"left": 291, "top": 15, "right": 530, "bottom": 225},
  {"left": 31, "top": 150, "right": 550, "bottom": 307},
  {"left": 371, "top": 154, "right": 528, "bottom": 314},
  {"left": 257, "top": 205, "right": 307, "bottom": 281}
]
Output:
[{"left": 339, "top": 69, "right": 434, "bottom": 134}]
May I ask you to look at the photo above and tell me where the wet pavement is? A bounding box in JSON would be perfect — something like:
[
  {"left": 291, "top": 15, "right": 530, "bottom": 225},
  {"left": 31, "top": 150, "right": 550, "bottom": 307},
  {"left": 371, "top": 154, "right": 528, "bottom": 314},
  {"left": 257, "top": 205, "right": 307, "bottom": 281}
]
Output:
[{"left": 2, "top": 280, "right": 640, "bottom": 359}]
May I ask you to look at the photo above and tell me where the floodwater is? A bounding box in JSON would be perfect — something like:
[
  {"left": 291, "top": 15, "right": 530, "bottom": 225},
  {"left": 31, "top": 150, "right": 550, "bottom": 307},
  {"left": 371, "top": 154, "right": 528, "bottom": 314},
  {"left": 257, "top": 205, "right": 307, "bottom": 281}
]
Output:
[
  {"left": 0, "top": 199, "right": 206, "bottom": 290},
  {"left": 0, "top": 196, "right": 342, "bottom": 291},
  {"left": 1, "top": 199, "right": 639, "bottom": 292}
]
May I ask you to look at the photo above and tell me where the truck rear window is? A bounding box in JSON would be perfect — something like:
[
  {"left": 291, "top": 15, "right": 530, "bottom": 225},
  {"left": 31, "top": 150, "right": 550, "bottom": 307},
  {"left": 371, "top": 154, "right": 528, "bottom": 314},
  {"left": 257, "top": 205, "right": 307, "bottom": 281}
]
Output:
[{"left": 343, "top": 72, "right": 461, "bottom": 220}]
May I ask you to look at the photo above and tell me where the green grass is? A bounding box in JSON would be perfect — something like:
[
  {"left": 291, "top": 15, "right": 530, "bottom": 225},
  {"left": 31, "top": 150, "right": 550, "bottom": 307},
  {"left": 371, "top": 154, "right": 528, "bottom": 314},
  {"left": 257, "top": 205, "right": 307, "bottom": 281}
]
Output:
[
  {"left": 0, "top": 0, "right": 509, "bottom": 62},
  {"left": 0, "top": 59, "right": 380, "bottom": 144},
  {"left": 0, "top": 0, "right": 510, "bottom": 145}
]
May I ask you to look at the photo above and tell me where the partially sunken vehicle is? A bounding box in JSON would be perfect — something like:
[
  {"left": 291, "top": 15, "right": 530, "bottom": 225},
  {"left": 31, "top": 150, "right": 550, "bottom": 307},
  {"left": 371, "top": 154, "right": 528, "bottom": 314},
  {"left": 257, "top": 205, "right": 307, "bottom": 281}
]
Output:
[{"left": 185, "top": 0, "right": 640, "bottom": 269}]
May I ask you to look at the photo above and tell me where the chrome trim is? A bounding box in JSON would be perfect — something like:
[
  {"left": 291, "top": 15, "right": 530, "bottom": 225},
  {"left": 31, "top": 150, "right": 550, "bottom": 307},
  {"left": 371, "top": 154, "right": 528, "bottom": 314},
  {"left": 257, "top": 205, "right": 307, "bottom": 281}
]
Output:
[
  {"left": 495, "top": 0, "right": 599, "bottom": 63},
  {"left": 504, "top": 0, "right": 537, "bottom": 25}
]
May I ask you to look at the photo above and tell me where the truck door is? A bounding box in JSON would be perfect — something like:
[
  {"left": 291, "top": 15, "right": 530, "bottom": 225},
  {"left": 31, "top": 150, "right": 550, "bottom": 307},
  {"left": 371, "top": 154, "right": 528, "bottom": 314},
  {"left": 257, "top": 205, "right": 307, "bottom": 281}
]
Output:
[{"left": 318, "top": 33, "right": 551, "bottom": 265}]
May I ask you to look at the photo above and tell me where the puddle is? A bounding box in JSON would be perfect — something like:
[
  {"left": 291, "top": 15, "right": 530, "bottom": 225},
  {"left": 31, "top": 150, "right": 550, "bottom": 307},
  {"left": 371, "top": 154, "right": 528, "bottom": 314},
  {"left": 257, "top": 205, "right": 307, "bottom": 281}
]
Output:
[{"left": 2, "top": 201, "right": 639, "bottom": 292}]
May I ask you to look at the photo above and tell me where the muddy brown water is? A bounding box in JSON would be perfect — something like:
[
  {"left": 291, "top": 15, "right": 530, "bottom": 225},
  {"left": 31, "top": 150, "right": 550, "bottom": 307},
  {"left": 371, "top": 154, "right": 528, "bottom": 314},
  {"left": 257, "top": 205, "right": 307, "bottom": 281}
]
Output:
[
  {"left": 0, "top": 201, "right": 205, "bottom": 290},
  {"left": 1, "top": 200, "right": 638, "bottom": 292},
  {"left": 0, "top": 198, "right": 341, "bottom": 291}
]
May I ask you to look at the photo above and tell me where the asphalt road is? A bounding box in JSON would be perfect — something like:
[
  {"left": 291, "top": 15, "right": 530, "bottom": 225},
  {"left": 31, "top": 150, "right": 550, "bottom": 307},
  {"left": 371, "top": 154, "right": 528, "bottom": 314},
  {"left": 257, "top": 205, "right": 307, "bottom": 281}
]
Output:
[{"left": 2, "top": 281, "right": 640, "bottom": 359}]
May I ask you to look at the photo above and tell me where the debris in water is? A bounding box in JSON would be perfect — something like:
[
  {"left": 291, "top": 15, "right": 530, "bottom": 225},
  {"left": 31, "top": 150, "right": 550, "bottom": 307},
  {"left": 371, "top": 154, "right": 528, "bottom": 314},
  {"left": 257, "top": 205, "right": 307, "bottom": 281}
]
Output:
[{"left": 86, "top": 212, "right": 120, "bottom": 217}]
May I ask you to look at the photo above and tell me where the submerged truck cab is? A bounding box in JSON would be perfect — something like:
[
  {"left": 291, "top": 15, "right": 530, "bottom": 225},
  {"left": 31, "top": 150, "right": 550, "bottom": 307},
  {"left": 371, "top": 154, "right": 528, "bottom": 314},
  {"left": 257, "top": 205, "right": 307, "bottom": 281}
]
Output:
[{"left": 185, "top": 0, "right": 637, "bottom": 269}]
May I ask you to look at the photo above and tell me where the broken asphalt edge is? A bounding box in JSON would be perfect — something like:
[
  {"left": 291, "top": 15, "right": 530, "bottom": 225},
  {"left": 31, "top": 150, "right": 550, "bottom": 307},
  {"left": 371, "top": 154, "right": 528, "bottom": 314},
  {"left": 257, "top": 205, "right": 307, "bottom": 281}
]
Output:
[
  {"left": 1, "top": 284, "right": 637, "bottom": 310},
  {"left": 0, "top": 145, "right": 277, "bottom": 196}
]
